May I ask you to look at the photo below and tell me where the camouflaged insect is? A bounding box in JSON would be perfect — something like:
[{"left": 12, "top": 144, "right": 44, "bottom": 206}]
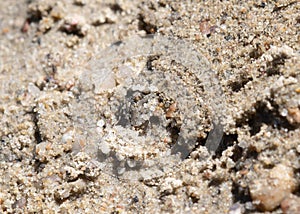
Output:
[{"left": 72, "top": 34, "right": 226, "bottom": 181}]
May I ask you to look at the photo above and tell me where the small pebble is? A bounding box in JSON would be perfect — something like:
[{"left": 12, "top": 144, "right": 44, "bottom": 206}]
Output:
[
  {"left": 249, "top": 164, "right": 296, "bottom": 211},
  {"left": 281, "top": 194, "right": 300, "bottom": 214}
]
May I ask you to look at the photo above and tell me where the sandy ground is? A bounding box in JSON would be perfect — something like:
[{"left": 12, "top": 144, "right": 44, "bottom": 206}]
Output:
[{"left": 0, "top": 0, "right": 300, "bottom": 213}]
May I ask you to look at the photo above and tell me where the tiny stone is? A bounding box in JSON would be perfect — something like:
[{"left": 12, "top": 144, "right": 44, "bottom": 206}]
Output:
[
  {"left": 117, "top": 166, "right": 126, "bottom": 175},
  {"left": 250, "top": 164, "right": 296, "bottom": 211},
  {"left": 229, "top": 203, "right": 244, "bottom": 214},
  {"left": 281, "top": 194, "right": 300, "bottom": 214},
  {"left": 99, "top": 142, "right": 110, "bottom": 154},
  {"left": 127, "top": 159, "right": 136, "bottom": 168},
  {"left": 280, "top": 108, "right": 288, "bottom": 117},
  {"left": 97, "top": 120, "right": 105, "bottom": 127}
]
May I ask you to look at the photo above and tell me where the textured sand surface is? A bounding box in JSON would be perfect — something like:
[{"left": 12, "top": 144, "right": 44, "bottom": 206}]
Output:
[{"left": 0, "top": 0, "right": 299, "bottom": 213}]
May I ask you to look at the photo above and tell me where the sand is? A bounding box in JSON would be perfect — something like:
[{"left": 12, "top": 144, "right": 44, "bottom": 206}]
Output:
[{"left": 0, "top": 0, "right": 299, "bottom": 213}]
